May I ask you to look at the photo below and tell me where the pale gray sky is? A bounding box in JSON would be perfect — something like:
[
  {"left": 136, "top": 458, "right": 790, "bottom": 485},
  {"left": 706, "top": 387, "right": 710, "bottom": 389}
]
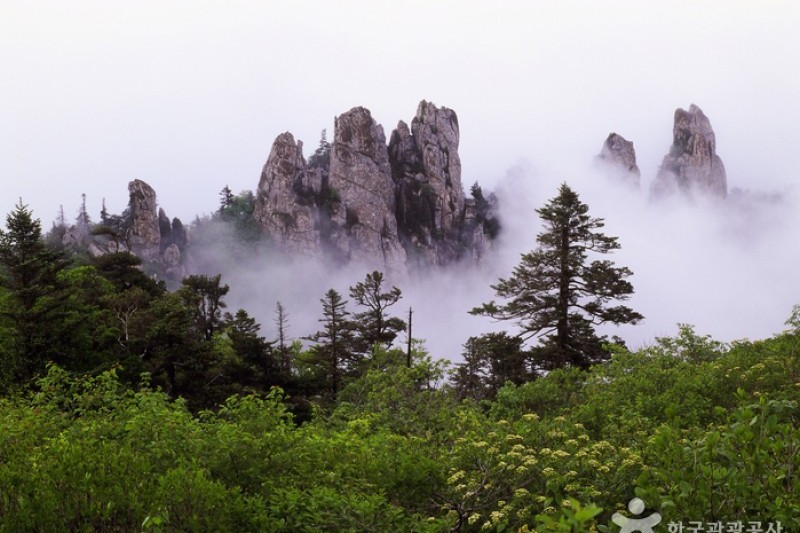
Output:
[
  {"left": 2, "top": 1, "right": 798, "bottom": 224},
  {"left": 2, "top": 1, "right": 800, "bottom": 357}
]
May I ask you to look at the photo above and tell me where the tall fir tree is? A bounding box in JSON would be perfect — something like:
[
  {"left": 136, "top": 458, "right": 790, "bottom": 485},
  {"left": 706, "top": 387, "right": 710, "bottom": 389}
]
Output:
[
  {"left": 452, "top": 332, "right": 530, "bottom": 400},
  {"left": 218, "top": 185, "right": 234, "bottom": 214},
  {"left": 178, "top": 274, "right": 230, "bottom": 341},
  {"left": 471, "top": 183, "right": 642, "bottom": 369},
  {"left": 305, "top": 289, "right": 357, "bottom": 398},
  {"left": 349, "top": 271, "right": 406, "bottom": 354},
  {"left": 225, "top": 308, "right": 277, "bottom": 392},
  {"left": 274, "top": 301, "right": 292, "bottom": 375},
  {"left": 0, "top": 201, "right": 70, "bottom": 380}
]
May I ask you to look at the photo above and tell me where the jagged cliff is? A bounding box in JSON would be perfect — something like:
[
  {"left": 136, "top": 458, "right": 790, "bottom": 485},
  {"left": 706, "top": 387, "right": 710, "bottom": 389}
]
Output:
[
  {"left": 252, "top": 100, "right": 498, "bottom": 272},
  {"left": 327, "top": 107, "right": 407, "bottom": 272},
  {"left": 595, "top": 132, "right": 640, "bottom": 189},
  {"left": 390, "top": 101, "right": 471, "bottom": 266},
  {"left": 252, "top": 133, "right": 321, "bottom": 254},
  {"left": 651, "top": 104, "right": 727, "bottom": 199},
  {"left": 61, "top": 179, "right": 189, "bottom": 282},
  {"left": 124, "top": 180, "right": 188, "bottom": 280}
]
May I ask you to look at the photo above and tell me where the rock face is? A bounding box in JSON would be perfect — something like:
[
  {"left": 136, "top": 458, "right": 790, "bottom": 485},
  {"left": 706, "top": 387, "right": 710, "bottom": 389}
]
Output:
[
  {"left": 252, "top": 132, "right": 321, "bottom": 254},
  {"left": 596, "top": 133, "right": 640, "bottom": 188},
  {"left": 58, "top": 179, "right": 189, "bottom": 283},
  {"left": 389, "top": 100, "right": 492, "bottom": 266},
  {"left": 252, "top": 101, "right": 499, "bottom": 272},
  {"left": 127, "top": 179, "right": 162, "bottom": 261},
  {"left": 327, "top": 107, "right": 407, "bottom": 272},
  {"left": 106, "top": 180, "right": 188, "bottom": 280},
  {"left": 652, "top": 104, "right": 727, "bottom": 199}
]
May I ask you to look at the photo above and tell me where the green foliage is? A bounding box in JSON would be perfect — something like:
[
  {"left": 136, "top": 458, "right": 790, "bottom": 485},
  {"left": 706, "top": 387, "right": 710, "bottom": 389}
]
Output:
[
  {"left": 0, "top": 201, "right": 71, "bottom": 381},
  {"left": 472, "top": 183, "right": 643, "bottom": 370},
  {"left": 1, "top": 323, "right": 800, "bottom": 530},
  {"left": 349, "top": 270, "right": 406, "bottom": 353},
  {"left": 308, "top": 128, "right": 332, "bottom": 170},
  {"left": 216, "top": 189, "right": 261, "bottom": 242},
  {"left": 638, "top": 397, "right": 800, "bottom": 528},
  {"left": 0, "top": 366, "right": 440, "bottom": 531},
  {"left": 453, "top": 332, "right": 531, "bottom": 401},
  {"left": 304, "top": 288, "right": 358, "bottom": 399},
  {"left": 179, "top": 273, "right": 230, "bottom": 341},
  {"left": 3, "top": 204, "right": 800, "bottom": 531}
]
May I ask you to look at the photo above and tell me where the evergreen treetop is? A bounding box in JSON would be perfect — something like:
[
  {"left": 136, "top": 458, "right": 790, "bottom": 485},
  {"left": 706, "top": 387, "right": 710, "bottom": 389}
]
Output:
[{"left": 471, "top": 183, "right": 642, "bottom": 369}]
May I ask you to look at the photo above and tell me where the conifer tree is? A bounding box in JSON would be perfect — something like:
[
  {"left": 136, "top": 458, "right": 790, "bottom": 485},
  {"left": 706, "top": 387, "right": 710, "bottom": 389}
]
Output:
[
  {"left": 349, "top": 271, "right": 405, "bottom": 354},
  {"left": 274, "top": 301, "right": 292, "bottom": 375},
  {"left": 452, "top": 332, "right": 529, "bottom": 400},
  {"left": 225, "top": 308, "right": 277, "bottom": 391},
  {"left": 306, "top": 289, "right": 357, "bottom": 398},
  {"left": 308, "top": 129, "right": 331, "bottom": 169},
  {"left": 76, "top": 193, "right": 91, "bottom": 239},
  {"left": 0, "top": 201, "right": 70, "bottom": 379},
  {"left": 218, "top": 185, "right": 234, "bottom": 214},
  {"left": 471, "top": 183, "right": 642, "bottom": 369},
  {"left": 178, "top": 274, "right": 230, "bottom": 341}
]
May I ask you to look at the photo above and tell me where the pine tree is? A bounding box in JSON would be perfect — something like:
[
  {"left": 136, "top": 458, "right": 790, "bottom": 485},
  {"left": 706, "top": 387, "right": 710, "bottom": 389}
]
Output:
[
  {"left": 0, "top": 201, "right": 70, "bottom": 380},
  {"left": 308, "top": 129, "right": 332, "bottom": 169},
  {"left": 225, "top": 309, "right": 277, "bottom": 391},
  {"left": 452, "top": 332, "right": 529, "bottom": 400},
  {"left": 178, "top": 274, "right": 230, "bottom": 341},
  {"left": 76, "top": 193, "right": 91, "bottom": 239},
  {"left": 349, "top": 271, "right": 405, "bottom": 354},
  {"left": 471, "top": 183, "right": 642, "bottom": 369},
  {"left": 306, "top": 289, "right": 357, "bottom": 398},
  {"left": 218, "top": 185, "right": 234, "bottom": 214},
  {"left": 274, "top": 301, "right": 292, "bottom": 375}
]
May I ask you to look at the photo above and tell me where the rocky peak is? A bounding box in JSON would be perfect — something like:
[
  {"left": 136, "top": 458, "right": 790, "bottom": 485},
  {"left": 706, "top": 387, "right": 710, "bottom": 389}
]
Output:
[
  {"left": 652, "top": 104, "right": 727, "bottom": 199},
  {"left": 596, "top": 132, "right": 640, "bottom": 188},
  {"left": 327, "top": 107, "right": 406, "bottom": 272},
  {"left": 252, "top": 101, "right": 499, "bottom": 272},
  {"left": 410, "top": 100, "right": 464, "bottom": 236},
  {"left": 252, "top": 132, "right": 321, "bottom": 254},
  {"left": 389, "top": 100, "right": 490, "bottom": 266},
  {"left": 123, "top": 179, "right": 188, "bottom": 280},
  {"left": 127, "top": 179, "right": 161, "bottom": 259}
]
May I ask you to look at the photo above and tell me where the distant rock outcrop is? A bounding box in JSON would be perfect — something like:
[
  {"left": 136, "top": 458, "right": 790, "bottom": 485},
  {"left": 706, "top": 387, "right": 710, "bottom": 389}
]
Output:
[
  {"left": 652, "top": 104, "right": 727, "bottom": 199},
  {"left": 596, "top": 133, "right": 640, "bottom": 188},
  {"left": 252, "top": 101, "right": 499, "bottom": 272},
  {"left": 252, "top": 132, "right": 321, "bottom": 254},
  {"left": 321, "top": 107, "right": 407, "bottom": 272},
  {"left": 63, "top": 179, "right": 189, "bottom": 282},
  {"left": 389, "top": 100, "right": 493, "bottom": 266},
  {"left": 127, "top": 179, "right": 162, "bottom": 261}
]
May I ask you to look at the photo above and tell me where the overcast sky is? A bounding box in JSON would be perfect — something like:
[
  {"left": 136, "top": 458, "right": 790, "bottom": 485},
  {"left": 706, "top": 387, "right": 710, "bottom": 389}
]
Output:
[
  {"left": 2, "top": 1, "right": 799, "bottom": 356},
  {"left": 2, "top": 2, "right": 798, "bottom": 223}
]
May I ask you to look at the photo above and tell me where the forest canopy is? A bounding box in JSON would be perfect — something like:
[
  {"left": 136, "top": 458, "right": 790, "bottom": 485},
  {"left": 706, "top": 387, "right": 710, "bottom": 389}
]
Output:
[{"left": 0, "top": 187, "right": 797, "bottom": 531}]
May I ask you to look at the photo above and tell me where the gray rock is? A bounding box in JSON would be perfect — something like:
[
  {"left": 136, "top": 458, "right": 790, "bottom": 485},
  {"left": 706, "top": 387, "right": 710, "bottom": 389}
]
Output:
[
  {"left": 253, "top": 132, "right": 321, "bottom": 254},
  {"left": 596, "top": 133, "right": 640, "bottom": 188},
  {"left": 652, "top": 104, "right": 727, "bottom": 199},
  {"left": 127, "top": 179, "right": 161, "bottom": 260},
  {"left": 390, "top": 100, "right": 494, "bottom": 266},
  {"left": 251, "top": 101, "right": 499, "bottom": 272},
  {"left": 162, "top": 243, "right": 185, "bottom": 279},
  {"left": 411, "top": 100, "right": 464, "bottom": 237},
  {"left": 328, "top": 107, "right": 406, "bottom": 272}
]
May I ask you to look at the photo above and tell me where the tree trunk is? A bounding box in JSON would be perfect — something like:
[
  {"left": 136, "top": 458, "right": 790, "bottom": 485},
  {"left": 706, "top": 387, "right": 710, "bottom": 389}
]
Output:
[{"left": 557, "top": 223, "right": 570, "bottom": 367}]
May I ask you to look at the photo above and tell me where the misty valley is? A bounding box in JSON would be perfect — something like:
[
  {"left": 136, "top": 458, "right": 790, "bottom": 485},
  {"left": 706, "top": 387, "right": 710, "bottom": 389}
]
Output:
[{"left": 1, "top": 100, "right": 798, "bottom": 532}]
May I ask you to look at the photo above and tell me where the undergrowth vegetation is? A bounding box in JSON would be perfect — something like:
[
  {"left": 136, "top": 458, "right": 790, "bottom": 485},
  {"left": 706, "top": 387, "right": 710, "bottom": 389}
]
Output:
[{"left": 1, "top": 325, "right": 799, "bottom": 531}]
